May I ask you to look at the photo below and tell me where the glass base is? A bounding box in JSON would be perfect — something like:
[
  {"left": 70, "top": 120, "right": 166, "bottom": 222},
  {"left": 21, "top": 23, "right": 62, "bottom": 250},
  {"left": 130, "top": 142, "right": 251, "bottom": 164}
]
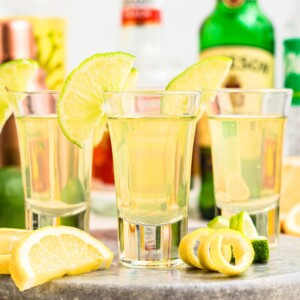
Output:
[
  {"left": 217, "top": 204, "right": 279, "bottom": 246},
  {"left": 26, "top": 207, "right": 90, "bottom": 231},
  {"left": 118, "top": 216, "right": 186, "bottom": 268}
]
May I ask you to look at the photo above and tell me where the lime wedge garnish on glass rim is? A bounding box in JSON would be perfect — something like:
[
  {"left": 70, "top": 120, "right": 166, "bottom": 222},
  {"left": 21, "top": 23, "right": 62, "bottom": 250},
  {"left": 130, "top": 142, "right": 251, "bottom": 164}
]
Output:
[
  {"left": 92, "top": 66, "right": 139, "bottom": 146},
  {"left": 230, "top": 211, "right": 259, "bottom": 238},
  {"left": 166, "top": 56, "right": 232, "bottom": 113},
  {"left": 0, "top": 59, "right": 39, "bottom": 131},
  {"left": 57, "top": 52, "right": 135, "bottom": 147}
]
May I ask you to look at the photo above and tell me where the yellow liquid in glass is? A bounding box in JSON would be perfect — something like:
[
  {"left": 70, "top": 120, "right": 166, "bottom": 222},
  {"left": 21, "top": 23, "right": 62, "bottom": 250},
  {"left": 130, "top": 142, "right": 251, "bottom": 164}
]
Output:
[
  {"left": 209, "top": 115, "right": 285, "bottom": 244},
  {"left": 108, "top": 115, "right": 197, "bottom": 226},
  {"left": 15, "top": 115, "right": 93, "bottom": 230}
]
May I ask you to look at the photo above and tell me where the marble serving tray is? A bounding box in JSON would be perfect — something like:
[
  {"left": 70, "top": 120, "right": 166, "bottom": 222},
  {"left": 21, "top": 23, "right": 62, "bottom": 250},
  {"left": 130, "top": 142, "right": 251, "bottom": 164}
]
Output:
[{"left": 0, "top": 230, "right": 300, "bottom": 300}]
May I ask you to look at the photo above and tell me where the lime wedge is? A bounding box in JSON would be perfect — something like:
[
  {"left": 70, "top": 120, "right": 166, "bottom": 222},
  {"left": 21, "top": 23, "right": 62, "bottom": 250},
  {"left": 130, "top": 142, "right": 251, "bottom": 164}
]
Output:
[
  {"left": 92, "top": 67, "right": 138, "bottom": 147},
  {"left": 166, "top": 56, "right": 232, "bottom": 106},
  {"left": 57, "top": 52, "right": 135, "bottom": 147},
  {"left": 230, "top": 211, "right": 259, "bottom": 238},
  {"left": 207, "top": 216, "right": 229, "bottom": 229},
  {"left": 0, "top": 59, "right": 39, "bottom": 131}
]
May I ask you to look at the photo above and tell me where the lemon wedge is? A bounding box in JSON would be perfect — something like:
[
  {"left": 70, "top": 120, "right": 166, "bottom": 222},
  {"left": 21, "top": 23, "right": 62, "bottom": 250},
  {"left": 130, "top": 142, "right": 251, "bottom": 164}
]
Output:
[
  {"left": 10, "top": 226, "right": 114, "bottom": 291},
  {"left": 0, "top": 228, "right": 31, "bottom": 255},
  {"left": 283, "top": 203, "right": 300, "bottom": 237}
]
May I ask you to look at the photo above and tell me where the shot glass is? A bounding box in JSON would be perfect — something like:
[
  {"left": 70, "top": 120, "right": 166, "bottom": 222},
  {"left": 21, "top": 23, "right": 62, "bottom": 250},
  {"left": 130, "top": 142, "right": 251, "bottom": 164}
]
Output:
[
  {"left": 105, "top": 90, "right": 201, "bottom": 268},
  {"left": 206, "top": 89, "right": 292, "bottom": 245},
  {"left": 14, "top": 91, "right": 93, "bottom": 231}
]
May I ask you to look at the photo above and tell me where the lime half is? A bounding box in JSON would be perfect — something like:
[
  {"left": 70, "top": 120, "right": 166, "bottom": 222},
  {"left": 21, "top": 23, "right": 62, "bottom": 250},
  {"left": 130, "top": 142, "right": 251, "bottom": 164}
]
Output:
[
  {"left": 58, "top": 52, "right": 135, "bottom": 147},
  {"left": 0, "top": 59, "right": 39, "bottom": 131},
  {"left": 230, "top": 211, "right": 259, "bottom": 238}
]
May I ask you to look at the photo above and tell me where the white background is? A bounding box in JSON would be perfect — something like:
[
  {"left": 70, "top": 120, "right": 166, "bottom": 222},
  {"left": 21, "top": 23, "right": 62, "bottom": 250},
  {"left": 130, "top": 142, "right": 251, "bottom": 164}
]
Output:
[{"left": 0, "top": 0, "right": 298, "bottom": 86}]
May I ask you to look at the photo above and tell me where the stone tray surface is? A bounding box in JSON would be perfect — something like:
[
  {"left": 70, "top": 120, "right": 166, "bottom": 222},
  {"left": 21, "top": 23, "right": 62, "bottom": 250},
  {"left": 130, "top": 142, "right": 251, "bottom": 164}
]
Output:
[{"left": 1, "top": 230, "right": 300, "bottom": 300}]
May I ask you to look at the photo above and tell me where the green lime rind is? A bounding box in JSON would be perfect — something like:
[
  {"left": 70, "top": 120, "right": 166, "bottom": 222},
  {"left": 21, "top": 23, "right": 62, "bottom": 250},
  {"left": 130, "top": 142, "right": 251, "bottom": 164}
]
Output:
[
  {"left": 207, "top": 216, "right": 230, "bottom": 229},
  {"left": 229, "top": 211, "right": 259, "bottom": 238},
  {"left": 0, "top": 59, "right": 39, "bottom": 131},
  {"left": 57, "top": 52, "right": 135, "bottom": 147},
  {"left": 250, "top": 236, "right": 270, "bottom": 263}
]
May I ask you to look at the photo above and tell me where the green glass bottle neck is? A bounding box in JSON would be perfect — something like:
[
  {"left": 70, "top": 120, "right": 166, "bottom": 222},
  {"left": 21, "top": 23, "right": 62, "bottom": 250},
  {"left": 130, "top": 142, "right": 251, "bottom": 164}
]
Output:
[{"left": 217, "top": 0, "right": 258, "bottom": 11}]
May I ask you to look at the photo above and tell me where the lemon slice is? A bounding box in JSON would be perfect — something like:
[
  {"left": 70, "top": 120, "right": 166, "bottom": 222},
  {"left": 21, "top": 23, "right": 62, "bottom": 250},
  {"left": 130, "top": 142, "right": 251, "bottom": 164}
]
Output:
[
  {"left": 198, "top": 231, "right": 232, "bottom": 271},
  {"left": 58, "top": 52, "right": 135, "bottom": 147},
  {"left": 0, "top": 228, "right": 31, "bottom": 255},
  {"left": 0, "top": 59, "right": 39, "bottom": 131},
  {"left": 166, "top": 56, "right": 232, "bottom": 111},
  {"left": 0, "top": 228, "right": 32, "bottom": 275},
  {"left": 207, "top": 229, "right": 254, "bottom": 275},
  {"left": 10, "top": 226, "right": 114, "bottom": 291},
  {"left": 178, "top": 228, "right": 214, "bottom": 269},
  {"left": 283, "top": 203, "right": 300, "bottom": 237},
  {"left": 230, "top": 211, "right": 259, "bottom": 238},
  {"left": 0, "top": 254, "right": 10, "bottom": 274}
]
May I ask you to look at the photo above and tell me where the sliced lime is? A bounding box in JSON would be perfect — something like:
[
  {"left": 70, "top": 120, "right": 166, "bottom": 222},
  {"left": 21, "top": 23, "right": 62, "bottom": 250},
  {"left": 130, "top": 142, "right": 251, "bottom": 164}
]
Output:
[
  {"left": 92, "top": 67, "right": 138, "bottom": 147},
  {"left": 166, "top": 56, "right": 232, "bottom": 111},
  {"left": 0, "top": 59, "right": 39, "bottom": 131},
  {"left": 208, "top": 216, "right": 229, "bottom": 229},
  {"left": 166, "top": 56, "right": 232, "bottom": 91},
  {"left": 230, "top": 211, "right": 259, "bottom": 238},
  {"left": 57, "top": 52, "right": 135, "bottom": 147}
]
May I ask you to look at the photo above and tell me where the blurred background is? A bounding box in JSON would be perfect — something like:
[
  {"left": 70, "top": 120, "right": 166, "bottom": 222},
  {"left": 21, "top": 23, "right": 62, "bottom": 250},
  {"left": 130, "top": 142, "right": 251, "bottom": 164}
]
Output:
[{"left": 0, "top": 0, "right": 296, "bottom": 85}]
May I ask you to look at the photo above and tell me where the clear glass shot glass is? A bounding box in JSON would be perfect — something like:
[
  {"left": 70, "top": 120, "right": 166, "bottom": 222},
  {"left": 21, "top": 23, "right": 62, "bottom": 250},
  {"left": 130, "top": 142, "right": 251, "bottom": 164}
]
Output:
[
  {"left": 206, "top": 88, "right": 292, "bottom": 245},
  {"left": 14, "top": 91, "right": 93, "bottom": 231},
  {"left": 105, "top": 90, "right": 201, "bottom": 268}
]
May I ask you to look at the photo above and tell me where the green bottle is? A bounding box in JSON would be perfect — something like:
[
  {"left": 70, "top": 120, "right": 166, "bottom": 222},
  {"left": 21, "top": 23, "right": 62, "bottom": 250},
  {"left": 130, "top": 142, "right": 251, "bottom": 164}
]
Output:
[{"left": 198, "top": 0, "right": 275, "bottom": 220}]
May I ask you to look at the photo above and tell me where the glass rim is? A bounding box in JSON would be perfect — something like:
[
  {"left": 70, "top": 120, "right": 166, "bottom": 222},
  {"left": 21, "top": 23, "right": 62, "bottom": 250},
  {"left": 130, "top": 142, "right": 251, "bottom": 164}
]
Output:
[
  {"left": 7, "top": 89, "right": 60, "bottom": 95},
  {"left": 104, "top": 90, "right": 201, "bottom": 96},
  {"left": 204, "top": 88, "right": 293, "bottom": 95}
]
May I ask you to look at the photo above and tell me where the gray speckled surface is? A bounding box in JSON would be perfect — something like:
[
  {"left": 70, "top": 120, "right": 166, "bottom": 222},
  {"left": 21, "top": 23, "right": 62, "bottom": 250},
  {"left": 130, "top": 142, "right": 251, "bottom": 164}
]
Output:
[{"left": 1, "top": 231, "right": 300, "bottom": 300}]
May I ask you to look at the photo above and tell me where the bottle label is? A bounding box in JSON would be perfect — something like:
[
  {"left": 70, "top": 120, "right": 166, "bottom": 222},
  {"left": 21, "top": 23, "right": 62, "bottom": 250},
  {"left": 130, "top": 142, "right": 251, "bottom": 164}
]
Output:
[
  {"left": 284, "top": 38, "right": 300, "bottom": 105},
  {"left": 122, "top": 0, "right": 161, "bottom": 26},
  {"left": 223, "top": 0, "right": 245, "bottom": 8},
  {"left": 200, "top": 46, "right": 274, "bottom": 89}
]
